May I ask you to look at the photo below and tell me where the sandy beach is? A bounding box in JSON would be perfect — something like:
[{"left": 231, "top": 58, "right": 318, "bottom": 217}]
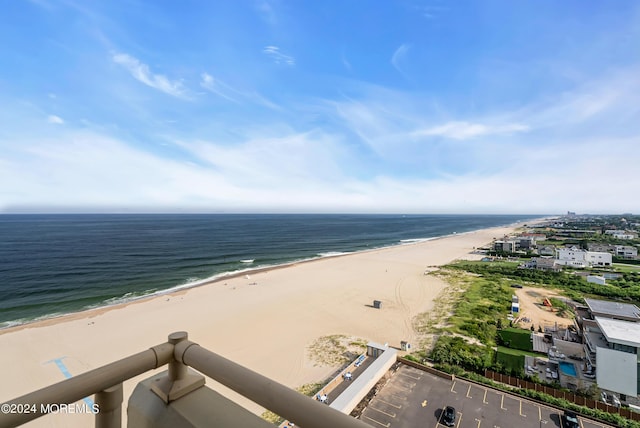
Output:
[{"left": 0, "top": 223, "right": 524, "bottom": 427}]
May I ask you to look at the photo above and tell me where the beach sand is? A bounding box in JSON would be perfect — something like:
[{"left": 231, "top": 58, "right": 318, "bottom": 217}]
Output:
[{"left": 0, "top": 223, "right": 523, "bottom": 427}]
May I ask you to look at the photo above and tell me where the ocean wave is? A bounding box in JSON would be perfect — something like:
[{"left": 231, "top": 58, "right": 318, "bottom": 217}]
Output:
[
  {"left": 316, "top": 251, "right": 351, "bottom": 258},
  {"left": 0, "top": 312, "right": 66, "bottom": 330},
  {"left": 399, "top": 238, "right": 437, "bottom": 244}
]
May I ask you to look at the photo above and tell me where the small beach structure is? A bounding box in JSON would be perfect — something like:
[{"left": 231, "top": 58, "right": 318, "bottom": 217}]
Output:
[
  {"left": 512, "top": 295, "right": 520, "bottom": 314},
  {"left": 373, "top": 300, "right": 382, "bottom": 309}
]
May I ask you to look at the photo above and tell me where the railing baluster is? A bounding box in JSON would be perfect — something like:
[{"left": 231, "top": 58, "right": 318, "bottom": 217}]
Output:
[{"left": 95, "top": 383, "right": 123, "bottom": 428}]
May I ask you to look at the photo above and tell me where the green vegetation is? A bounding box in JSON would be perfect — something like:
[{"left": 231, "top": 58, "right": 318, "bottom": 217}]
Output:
[
  {"left": 495, "top": 348, "right": 524, "bottom": 374},
  {"left": 446, "top": 271, "right": 512, "bottom": 345},
  {"left": 495, "top": 346, "right": 539, "bottom": 374},
  {"left": 548, "top": 297, "right": 573, "bottom": 317},
  {"left": 613, "top": 257, "right": 640, "bottom": 265},
  {"left": 414, "top": 216, "right": 640, "bottom": 426},
  {"left": 307, "top": 334, "right": 367, "bottom": 366},
  {"left": 427, "top": 268, "right": 514, "bottom": 373},
  {"left": 430, "top": 335, "right": 494, "bottom": 372},
  {"left": 497, "top": 327, "right": 533, "bottom": 351},
  {"left": 612, "top": 263, "right": 640, "bottom": 273},
  {"left": 448, "top": 261, "right": 640, "bottom": 304}
]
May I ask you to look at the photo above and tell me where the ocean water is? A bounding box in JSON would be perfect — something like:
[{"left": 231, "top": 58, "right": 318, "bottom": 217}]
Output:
[{"left": 0, "top": 214, "right": 537, "bottom": 328}]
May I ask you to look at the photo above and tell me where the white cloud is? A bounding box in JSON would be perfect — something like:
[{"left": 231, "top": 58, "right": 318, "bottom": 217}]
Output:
[
  {"left": 391, "top": 44, "right": 410, "bottom": 75},
  {"left": 177, "top": 130, "right": 348, "bottom": 188},
  {"left": 47, "top": 115, "right": 64, "bottom": 124},
  {"left": 200, "top": 73, "right": 240, "bottom": 103},
  {"left": 200, "top": 72, "right": 281, "bottom": 109},
  {"left": 412, "top": 121, "right": 530, "bottom": 140},
  {"left": 112, "top": 53, "right": 186, "bottom": 98},
  {"left": 3, "top": 60, "right": 640, "bottom": 214},
  {"left": 263, "top": 46, "right": 295, "bottom": 66},
  {"left": 2, "top": 118, "right": 640, "bottom": 214}
]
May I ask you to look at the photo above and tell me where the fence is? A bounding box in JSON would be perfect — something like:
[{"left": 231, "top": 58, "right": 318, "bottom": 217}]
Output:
[{"left": 484, "top": 370, "right": 640, "bottom": 422}]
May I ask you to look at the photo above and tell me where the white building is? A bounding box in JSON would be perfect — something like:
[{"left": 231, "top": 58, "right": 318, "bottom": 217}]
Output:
[
  {"left": 587, "top": 275, "right": 606, "bottom": 286},
  {"left": 556, "top": 247, "right": 588, "bottom": 267},
  {"left": 590, "top": 317, "right": 640, "bottom": 399},
  {"left": 615, "top": 245, "right": 638, "bottom": 259},
  {"left": 581, "top": 299, "right": 640, "bottom": 401},
  {"left": 555, "top": 247, "right": 611, "bottom": 267},
  {"left": 605, "top": 230, "right": 638, "bottom": 240},
  {"left": 585, "top": 251, "right": 612, "bottom": 266}
]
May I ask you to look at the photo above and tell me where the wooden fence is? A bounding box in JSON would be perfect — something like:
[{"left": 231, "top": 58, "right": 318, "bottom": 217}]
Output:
[{"left": 484, "top": 370, "right": 640, "bottom": 422}]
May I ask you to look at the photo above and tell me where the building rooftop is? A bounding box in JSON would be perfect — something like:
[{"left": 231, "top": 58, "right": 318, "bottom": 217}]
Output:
[
  {"left": 584, "top": 298, "right": 640, "bottom": 321},
  {"left": 595, "top": 316, "right": 640, "bottom": 348}
]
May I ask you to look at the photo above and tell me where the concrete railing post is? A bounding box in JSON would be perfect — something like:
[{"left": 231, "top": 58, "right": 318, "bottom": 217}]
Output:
[
  {"left": 176, "top": 341, "right": 372, "bottom": 428},
  {"left": 168, "top": 332, "right": 189, "bottom": 381},
  {"left": 95, "top": 383, "right": 123, "bottom": 428},
  {"left": 150, "top": 332, "right": 205, "bottom": 403}
]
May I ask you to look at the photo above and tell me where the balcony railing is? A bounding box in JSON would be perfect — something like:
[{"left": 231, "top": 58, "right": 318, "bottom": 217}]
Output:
[{"left": 0, "top": 332, "right": 371, "bottom": 428}]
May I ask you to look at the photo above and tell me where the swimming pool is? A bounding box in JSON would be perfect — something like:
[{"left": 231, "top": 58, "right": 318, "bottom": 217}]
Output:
[{"left": 559, "top": 361, "right": 577, "bottom": 376}]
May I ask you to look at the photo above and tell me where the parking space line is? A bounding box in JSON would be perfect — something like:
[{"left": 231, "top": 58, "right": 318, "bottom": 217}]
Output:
[
  {"left": 451, "top": 380, "right": 457, "bottom": 393},
  {"left": 519, "top": 400, "right": 526, "bottom": 417},
  {"left": 398, "top": 380, "right": 416, "bottom": 389},
  {"left": 500, "top": 394, "right": 506, "bottom": 410},
  {"left": 483, "top": 389, "right": 488, "bottom": 404},
  {"left": 455, "top": 412, "right": 462, "bottom": 428},
  {"left": 378, "top": 398, "right": 402, "bottom": 409},
  {"left": 466, "top": 385, "right": 473, "bottom": 398},
  {"left": 475, "top": 417, "right": 481, "bottom": 428},
  {"left": 538, "top": 406, "right": 541, "bottom": 421},
  {"left": 363, "top": 415, "right": 390, "bottom": 427},
  {"left": 369, "top": 406, "right": 396, "bottom": 418},
  {"left": 399, "top": 371, "right": 422, "bottom": 380}
]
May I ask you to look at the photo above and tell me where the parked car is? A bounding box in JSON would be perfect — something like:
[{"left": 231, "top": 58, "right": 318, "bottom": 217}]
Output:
[
  {"left": 612, "top": 394, "right": 621, "bottom": 407},
  {"left": 562, "top": 410, "right": 579, "bottom": 428},
  {"left": 441, "top": 406, "right": 456, "bottom": 427}
]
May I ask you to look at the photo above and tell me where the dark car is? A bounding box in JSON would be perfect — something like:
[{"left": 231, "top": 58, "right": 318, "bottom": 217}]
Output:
[
  {"left": 562, "top": 410, "right": 579, "bottom": 428},
  {"left": 441, "top": 406, "right": 456, "bottom": 427}
]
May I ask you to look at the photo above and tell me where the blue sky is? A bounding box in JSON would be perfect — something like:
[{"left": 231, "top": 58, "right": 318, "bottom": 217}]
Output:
[{"left": 1, "top": 0, "right": 639, "bottom": 214}]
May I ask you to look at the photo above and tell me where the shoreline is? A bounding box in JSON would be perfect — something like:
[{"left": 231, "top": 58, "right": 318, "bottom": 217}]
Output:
[
  {"left": 0, "top": 218, "right": 550, "bottom": 427},
  {"left": 0, "top": 217, "right": 547, "bottom": 334}
]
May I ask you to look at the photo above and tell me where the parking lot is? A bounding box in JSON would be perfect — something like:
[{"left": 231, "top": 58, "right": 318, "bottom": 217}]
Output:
[{"left": 360, "top": 364, "right": 614, "bottom": 428}]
